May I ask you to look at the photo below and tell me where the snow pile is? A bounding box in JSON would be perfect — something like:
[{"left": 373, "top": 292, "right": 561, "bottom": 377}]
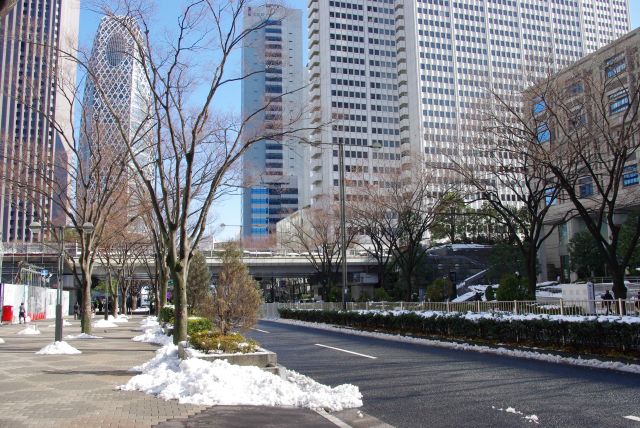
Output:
[
  {"left": 139, "top": 317, "right": 159, "bottom": 329},
  {"left": 120, "top": 344, "right": 362, "bottom": 410},
  {"left": 0, "top": 338, "right": 4, "bottom": 344},
  {"left": 276, "top": 319, "right": 640, "bottom": 375},
  {"left": 48, "top": 320, "right": 73, "bottom": 327},
  {"left": 108, "top": 315, "right": 129, "bottom": 323},
  {"left": 93, "top": 319, "right": 119, "bottom": 328},
  {"left": 492, "top": 406, "right": 539, "bottom": 424},
  {"left": 132, "top": 307, "right": 151, "bottom": 314},
  {"left": 17, "top": 325, "right": 40, "bottom": 335},
  {"left": 355, "top": 308, "right": 640, "bottom": 325},
  {"left": 65, "top": 333, "right": 103, "bottom": 340},
  {"left": 36, "top": 341, "right": 82, "bottom": 355},
  {"left": 132, "top": 325, "right": 173, "bottom": 346}
]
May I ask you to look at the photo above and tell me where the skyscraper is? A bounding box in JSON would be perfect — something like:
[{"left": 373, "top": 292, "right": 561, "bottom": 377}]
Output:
[
  {"left": 81, "top": 16, "right": 151, "bottom": 173},
  {"left": 308, "top": 0, "right": 630, "bottom": 205},
  {"left": 0, "top": 0, "right": 79, "bottom": 241},
  {"left": 241, "top": 4, "right": 305, "bottom": 239}
]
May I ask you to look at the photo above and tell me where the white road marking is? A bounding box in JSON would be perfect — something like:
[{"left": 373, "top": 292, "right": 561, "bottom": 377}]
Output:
[
  {"left": 624, "top": 415, "right": 640, "bottom": 422},
  {"left": 315, "top": 343, "right": 377, "bottom": 359},
  {"left": 251, "top": 328, "right": 270, "bottom": 334}
]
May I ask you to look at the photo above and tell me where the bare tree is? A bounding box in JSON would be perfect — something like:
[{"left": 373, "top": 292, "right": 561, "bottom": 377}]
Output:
[
  {"left": 278, "top": 196, "right": 358, "bottom": 301},
  {"left": 92, "top": 2, "right": 314, "bottom": 343},
  {"left": 522, "top": 48, "right": 640, "bottom": 301}
]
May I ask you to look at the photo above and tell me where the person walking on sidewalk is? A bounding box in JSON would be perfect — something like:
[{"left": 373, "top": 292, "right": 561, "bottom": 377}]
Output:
[
  {"left": 73, "top": 301, "right": 80, "bottom": 320},
  {"left": 602, "top": 290, "right": 614, "bottom": 315},
  {"left": 18, "top": 303, "right": 26, "bottom": 324}
]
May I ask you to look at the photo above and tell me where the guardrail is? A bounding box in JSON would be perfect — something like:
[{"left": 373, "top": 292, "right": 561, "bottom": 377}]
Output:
[{"left": 261, "top": 299, "right": 640, "bottom": 319}]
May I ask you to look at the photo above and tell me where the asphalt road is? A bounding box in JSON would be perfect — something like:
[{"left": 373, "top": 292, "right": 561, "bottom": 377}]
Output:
[{"left": 247, "top": 320, "right": 640, "bottom": 428}]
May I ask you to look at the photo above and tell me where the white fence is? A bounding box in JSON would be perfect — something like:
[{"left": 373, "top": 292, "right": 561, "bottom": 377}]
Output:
[{"left": 261, "top": 299, "right": 640, "bottom": 319}]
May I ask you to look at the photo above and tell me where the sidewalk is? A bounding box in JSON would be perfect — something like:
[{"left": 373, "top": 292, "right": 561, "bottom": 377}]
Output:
[{"left": 0, "top": 316, "right": 340, "bottom": 428}]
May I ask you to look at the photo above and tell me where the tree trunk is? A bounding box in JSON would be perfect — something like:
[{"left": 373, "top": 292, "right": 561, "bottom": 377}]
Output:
[
  {"left": 80, "top": 260, "right": 93, "bottom": 335},
  {"left": 611, "top": 268, "right": 627, "bottom": 315},
  {"left": 171, "top": 268, "right": 188, "bottom": 344},
  {"left": 526, "top": 249, "right": 538, "bottom": 297}
]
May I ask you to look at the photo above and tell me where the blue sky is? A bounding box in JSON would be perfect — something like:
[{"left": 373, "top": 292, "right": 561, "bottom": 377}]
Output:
[{"left": 77, "top": 3, "right": 640, "bottom": 241}]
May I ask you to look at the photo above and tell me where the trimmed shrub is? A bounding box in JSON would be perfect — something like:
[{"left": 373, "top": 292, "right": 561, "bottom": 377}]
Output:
[
  {"left": 159, "top": 305, "right": 175, "bottom": 324},
  {"left": 187, "top": 317, "right": 212, "bottom": 335},
  {"left": 485, "top": 286, "right": 495, "bottom": 301},
  {"left": 277, "top": 308, "right": 640, "bottom": 354},
  {"left": 426, "top": 278, "right": 455, "bottom": 302},
  {"left": 495, "top": 274, "right": 531, "bottom": 301},
  {"left": 190, "top": 331, "right": 259, "bottom": 354}
]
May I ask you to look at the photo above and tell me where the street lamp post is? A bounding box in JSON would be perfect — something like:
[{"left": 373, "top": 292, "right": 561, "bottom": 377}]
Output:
[{"left": 29, "top": 221, "right": 94, "bottom": 342}]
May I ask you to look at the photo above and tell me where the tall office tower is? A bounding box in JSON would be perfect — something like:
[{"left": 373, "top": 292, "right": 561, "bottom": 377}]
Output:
[
  {"left": 307, "top": 0, "right": 402, "bottom": 204},
  {"left": 0, "top": 0, "right": 79, "bottom": 241},
  {"left": 241, "top": 5, "right": 305, "bottom": 239},
  {"left": 394, "top": 0, "right": 630, "bottom": 202},
  {"left": 80, "top": 16, "right": 151, "bottom": 205}
]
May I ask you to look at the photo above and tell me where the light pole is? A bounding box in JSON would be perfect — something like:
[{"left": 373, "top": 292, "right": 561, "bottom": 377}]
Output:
[
  {"left": 29, "top": 220, "right": 94, "bottom": 342},
  {"left": 336, "top": 140, "right": 382, "bottom": 310}
]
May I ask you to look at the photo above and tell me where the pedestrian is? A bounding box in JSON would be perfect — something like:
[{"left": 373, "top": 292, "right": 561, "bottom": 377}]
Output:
[
  {"left": 97, "top": 299, "right": 103, "bottom": 314},
  {"left": 73, "top": 301, "right": 80, "bottom": 320},
  {"left": 635, "top": 290, "right": 640, "bottom": 315},
  {"left": 18, "top": 302, "right": 26, "bottom": 324},
  {"left": 602, "top": 289, "right": 614, "bottom": 315}
]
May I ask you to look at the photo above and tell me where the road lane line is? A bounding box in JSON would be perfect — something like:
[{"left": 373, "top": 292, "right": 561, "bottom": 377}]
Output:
[
  {"left": 624, "top": 416, "right": 640, "bottom": 422},
  {"left": 315, "top": 343, "right": 377, "bottom": 359},
  {"left": 251, "top": 328, "right": 270, "bottom": 334}
]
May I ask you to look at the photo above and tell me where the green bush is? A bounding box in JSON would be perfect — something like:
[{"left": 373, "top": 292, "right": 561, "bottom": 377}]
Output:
[
  {"left": 426, "top": 277, "right": 455, "bottom": 302},
  {"left": 373, "top": 287, "right": 391, "bottom": 302},
  {"left": 277, "top": 308, "right": 640, "bottom": 354},
  {"left": 495, "top": 274, "right": 532, "bottom": 301},
  {"left": 485, "top": 286, "right": 495, "bottom": 301},
  {"left": 159, "top": 305, "right": 175, "bottom": 324},
  {"left": 187, "top": 317, "right": 212, "bottom": 335},
  {"left": 190, "top": 331, "right": 259, "bottom": 354}
]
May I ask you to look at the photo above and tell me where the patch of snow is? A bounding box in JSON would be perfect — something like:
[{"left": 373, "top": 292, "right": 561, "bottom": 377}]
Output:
[
  {"left": 65, "top": 333, "right": 103, "bottom": 340},
  {"left": 119, "top": 344, "right": 362, "bottom": 411},
  {"left": 108, "top": 315, "right": 129, "bottom": 323},
  {"left": 274, "top": 319, "right": 640, "bottom": 375},
  {"left": 493, "top": 406, "right": 539, "bottom": 424},
  {"left": 93, "top": 319, "right": 119, "bottom": 328},
  {"left": 17, "top": 325, "right": 40, "bottom": 335},
  {"left": 0, "top": 337, "right": 4, "bottom": 344},
  {"left": 36, "top": 341, "right": 82, "bottom": 355},
  {"left": 132, "top": 326, "right": 173, "bottom": 346},
  {"left": 48, "top": 320, "right": 72, "bottom": 327},
  {"left": 132, "top": 307, "right": 150, "bottom": 314},
  {"left": 139, "top": 317, "right": 159, "bottom": 328}
]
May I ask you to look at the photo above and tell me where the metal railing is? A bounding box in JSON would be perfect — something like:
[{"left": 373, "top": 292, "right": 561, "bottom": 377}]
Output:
[{"left": 261, "top": 299, "right": 640, "bottom": 319}]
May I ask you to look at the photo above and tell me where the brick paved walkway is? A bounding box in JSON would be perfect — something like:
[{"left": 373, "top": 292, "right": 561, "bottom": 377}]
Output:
[{"left": 0, "top": 316, "right": 207, "bottom": 428}]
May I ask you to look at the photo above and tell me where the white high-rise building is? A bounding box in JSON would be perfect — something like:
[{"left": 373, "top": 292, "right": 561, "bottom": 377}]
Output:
[
  {"left": 241, "top": 5, "right": 306, "bottom": 239},
  {"left": 309, "top": 0, "right": 630, "bottom": 204},
  {"left": 0, "top": 0, "right": 80, "bottom": 242}
]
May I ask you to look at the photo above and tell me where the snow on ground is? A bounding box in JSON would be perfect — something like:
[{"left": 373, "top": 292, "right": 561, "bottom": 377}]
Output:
[
  {"left": 132, "top": 325, "right": 173, "bottom": 346},
  {"left": 132, "top": 307, "right": 150, "bottom": 313},
  {"left": 17, "top": 325, "right": 40, "bottom": 335},
  {"left": 139, "top": 316, "right": 159, "bottom": 329},
  {"left": 0, "top": 338, "right": 4, "bottom": 344},
  {"left": 356, "top": 308, "right": 640, "bottom": 325},
  {"left": 93, "top": 319, "right": 119, "bottom": 328},
  {"left": 65, "top": 333, "right": 103, "bottom": 340},
  {"left": 48, "top": 320, "right": 73, "bottom": 327},
  {"left": 108, "top": 315, "right": 130, "bottom": 323},
  {"left": 492, "top": 406, "right": 539, "bottom": 424},
  {"left": 119, "top": 343, "right": 362, "bottom": 411},
  {"left": 274, "top": 318, "right": 640, "bottom": 375},
  {"left": 36, "top": 341, "right": 82, "bottom": 355}
]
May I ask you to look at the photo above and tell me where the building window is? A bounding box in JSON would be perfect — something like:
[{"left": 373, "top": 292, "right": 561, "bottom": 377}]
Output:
[
  {"left": 537, "top": 123, "right": 550, "bottom": 143},
  {"left": 532, "top": 98, "right": 546, "bottom": 115},
  {"left": 545, "top": 188, "right": 557, "bottom": 206},
  {"left": 605, "top": 54, "right": 626, "bottom": 78},
  {"left": 623, "top": 164, "right": 638, "bottom": 187},
  {"left": 567, "top": 81, "right": 584, "bottom": 96},
  {"left": 558, "top": 223, "right": 568, "bottom": 246},
  {"left": 609, "top": 89, "right": 629, "bottom": 114},
  {"left": 578, "top": 176, "right": 593, "bottom": 197}
]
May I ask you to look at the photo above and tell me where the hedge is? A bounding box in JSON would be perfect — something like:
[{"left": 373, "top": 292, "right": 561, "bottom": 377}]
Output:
[
  {"left": 187, "top": 317, "right": 212, "bottom": 335},
  {"left": 278, "top": 308, "right": 640, "bottom": 355},
  {"left": 159, "top": 305, "right": 175, "bottom": 324}
]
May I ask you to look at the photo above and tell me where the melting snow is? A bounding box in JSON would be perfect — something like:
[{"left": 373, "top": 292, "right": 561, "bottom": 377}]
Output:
[
  {"left": 0, "top": 338, "right": 4, "bottom": 344},
  {"left": 36, "top": 341, "right": 82, "bottom": 355},
  {"left": 48, "top": 320, "right": 73, "bottom": 327},
  {"left": 132, "top": 325, "right": 173, "bottom": 346},
  {"left": 17, "top": 325, "right": 40, "bottom": 335},
  {"left": 108, "top": 315, "right": 130, "bottom": 323},
  {"left": 119, "top": 344, "right": 362, "bottom": 410},
  {"left": 65, "top": 333, "right": 103, "bottom": 340},
  {"left": 492, "top": 406, "right": 539, "bottom": 424},
  {"left": 93, "top": 319, "right": 119, "bottom": 328}
]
